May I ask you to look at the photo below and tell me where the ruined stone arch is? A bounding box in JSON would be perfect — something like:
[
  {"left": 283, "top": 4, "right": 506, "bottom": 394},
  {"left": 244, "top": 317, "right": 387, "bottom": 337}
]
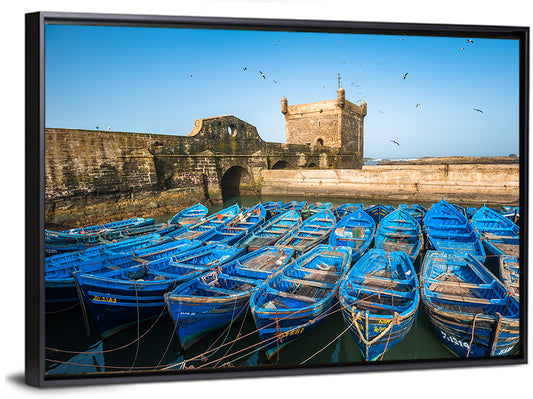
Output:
[
  {"left": 271, "top": 160, "right": 291, "bottom": 169},
  {"left": 220, "top": 165, "right": 252, "bottom": 199}
]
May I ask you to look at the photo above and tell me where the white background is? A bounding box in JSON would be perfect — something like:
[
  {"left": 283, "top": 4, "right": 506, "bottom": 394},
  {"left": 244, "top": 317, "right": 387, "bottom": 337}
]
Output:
[{"left": 2, "top": 0, "right": 531, "bottom": 397}]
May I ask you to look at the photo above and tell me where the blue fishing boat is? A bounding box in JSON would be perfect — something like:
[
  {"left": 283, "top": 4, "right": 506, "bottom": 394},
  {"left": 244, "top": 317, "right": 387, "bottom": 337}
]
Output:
[
  {"left": 423, "top": 199, "right": 485, "bottom": 262},
  {"left": 364, "top": 204, "right": 395, "bottom": 224},
  {"left": 250, "top": 245, "right": 352, "bottom": 359},
  {"left": 471, "top": 206, "right": 519, "bottom": 257},
  {"left": 328, "top": 209, "right": 375, "bottom": 264},
  {"left": 198, "top": 204, "right": 266, "bottom": 245},
  {"left": 45, "top": 217, "right": 155, "bottom": 242},
  {"left": 168, "top": 204, "right": 240, "bottom": 241},
  {"left": 45, "top": 233, "right": 162, "bottom": 269},
  {"left": 271, "top": 201, "right": 307, "bottom": 217},
  {"left": 499, "top": 255, "right": 519, "bottom": 299},
  {"left": 236, "top": 209, "right": 301, "bottom": 251},
  {"left": 74, "top": 243, "right": 244, "bottom": 338},
  {"left": 339, "top": 249, "right": 419, "bottom": 361},
  {"left": 421, "top": 251, "right": 519, "bottom": 357},
  {"left": 333, "top": 203, "right": 364, "bottom": 220},
  {"left": 165, "top": 247, "right": 295, "bottom": 350},
  {"left": 302, "top": 202, "right": 333, "bottom": 219},
  {"left": 45, "top": 220, "right": 176, "bottom": 256},
  {"left": 168, "top": 203, "right": 209, "bottom": 226},
  {"left": 397, "top": 204, "right": 428, "bottom": 225},
  {"left": 501, "top": 207, "right": 519, "bottom": 224},
  {"left": 275, "top": 210, "right": 336, "bottom": 256},
  {"left": 374, "top": 209, "right": 423, "bottom": 262},
  {"left": 45, "top": 237, "right": 200, "bottom": 311},
  {"left": 263, "top": 201, "right": 284, "bottom": 217}
]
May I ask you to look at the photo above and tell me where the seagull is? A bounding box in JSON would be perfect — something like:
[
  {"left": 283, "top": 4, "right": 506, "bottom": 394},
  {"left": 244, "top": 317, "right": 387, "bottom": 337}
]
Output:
[
  {"left": 458, "top": 47, "right": 465, "bottom": 51},
  {"left": 259, "top": 71, "right": 266, "bottom": 79},
  {"left": 189, "top": 74, "right": 193, "bottom": 77},
  {"left": 273, "top": 80, "right": 278, "bottom": 84},
  {"left": 473, "top": 108, "right": 484, "bottom": 113},
  {"left": 467, "top": 39, "right": 474, "bottom": 44},
  {"left": 399, "top": 38, "right": 404, "bottom": 41},
  {"left": 95, "top": 126, "right": 99, "bottom": 130},
  {"left": 416, "top": 103, "right": 421, "bottom": 107},
  {"left": 390, "top": 140, "right": 400, "bottom": 146},
  {"left": 274, "top": 41, "right": 279, "bottom": 46},
  {"left": 243, "top": 67, "right": 247, "bottom": 71},
  {"left": 379, "top": 111, "right": 386, "bottom": 115},
  {"left": 403, "top": 73, "right": 408, "bottom": 80},
  {"left": 106, "top": 126, "right": 110, "bottom": 130}
]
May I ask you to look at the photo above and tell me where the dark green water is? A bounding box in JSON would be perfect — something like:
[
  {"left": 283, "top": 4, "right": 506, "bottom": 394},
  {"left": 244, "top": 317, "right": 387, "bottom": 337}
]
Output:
[{"left": 46, "top": 195, "right": 504, "bottom": 377}]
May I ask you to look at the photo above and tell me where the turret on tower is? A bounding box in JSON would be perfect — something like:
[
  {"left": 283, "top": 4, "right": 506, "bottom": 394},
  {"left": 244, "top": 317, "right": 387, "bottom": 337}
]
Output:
[{"left": 281, "top": 88, "right": 366, "bottom": 167}]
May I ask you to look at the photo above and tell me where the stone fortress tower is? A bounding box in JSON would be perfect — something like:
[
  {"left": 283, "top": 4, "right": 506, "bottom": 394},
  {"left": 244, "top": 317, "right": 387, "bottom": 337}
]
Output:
[{"left": 281, "top": 88, "right": 367, "bottom": 159}]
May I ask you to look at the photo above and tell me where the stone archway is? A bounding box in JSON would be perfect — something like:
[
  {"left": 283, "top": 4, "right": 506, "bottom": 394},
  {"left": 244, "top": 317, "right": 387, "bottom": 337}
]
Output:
[
  {"left": 272, "top": 160, "right": 290, "bottom": 169},
  {"left": 220, "top": 166, "right": 252, "bottom": 199}
]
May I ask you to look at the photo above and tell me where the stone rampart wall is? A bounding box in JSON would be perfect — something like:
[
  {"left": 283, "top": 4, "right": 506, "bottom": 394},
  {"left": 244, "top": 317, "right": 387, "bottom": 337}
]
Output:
[{"left": 261, "top": 164, "right": 520, "bottom": 205}]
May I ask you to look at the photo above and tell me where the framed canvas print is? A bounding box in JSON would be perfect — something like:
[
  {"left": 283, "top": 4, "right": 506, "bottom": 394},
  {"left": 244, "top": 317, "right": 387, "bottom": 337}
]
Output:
[{"left": 25, "top": 11, "right": 528, "bottom": 387}]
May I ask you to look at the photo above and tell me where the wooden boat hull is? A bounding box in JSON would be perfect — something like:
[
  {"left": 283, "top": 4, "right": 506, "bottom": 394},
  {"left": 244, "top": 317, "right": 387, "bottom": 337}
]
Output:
[
  {"left": 75, "top": 271, "right": 183, "bottom": 338},
  {"left": 339, "top": 249, "right": 419, "bottom": 361},
  {"left": 168, "top": 203, "right": 209, "bottom": 226},
  {"left": 74, "top": 243, "right": 245, "bottom": 338},
  {"left": 364, "top": 204, "right": 394, "bottom": 224},
  {"left": 374, "top": 209, "right": 422, "bottom": 262},
  {"left": 424, "top": 199, "right": 486, "bottom": 262},
  {"left": 333, "top": 203, "right": 364, "bottom": 220},
  {"left": 237, "top": 210, "right": 301, "bottom": 251},
  {"left": 276, "top": 210, "right": 336, "bottom": 256},
  {"left": 499, "top": 255, "right": 519, "bottom": 299},
  {"left": 165, "top": 247, "right": 295, "bottom": 350},
  {"left": 45, "top": 238, "right": 200, "bottom": 311},
  {"left": 421, "top": 251, "right": 519, "bottom": 357},
  {"left": 328, "top": 209, "right": 376, "bottom": 264},
  {"left": 166, "top": 280, "right": 255, "bottom": 350},
  {"left": 471, "top": 206, "right": 519, "bottom": 257},
  {"left": 250, "top": 245, "right": 351, "bottom": 359}
]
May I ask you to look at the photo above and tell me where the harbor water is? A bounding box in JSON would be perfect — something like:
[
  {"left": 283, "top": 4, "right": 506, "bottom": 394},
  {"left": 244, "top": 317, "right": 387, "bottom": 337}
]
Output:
[{"left": 45, "top": 195, "right": 510, "bottom": 377}]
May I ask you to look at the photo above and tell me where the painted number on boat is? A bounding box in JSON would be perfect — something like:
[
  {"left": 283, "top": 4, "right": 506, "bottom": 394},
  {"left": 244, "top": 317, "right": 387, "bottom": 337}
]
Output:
[
  {"left": 280, "top": 328, "right": 304, "bottom": 338},
  {"left": 93, "top": 295, "right": 116, "bottom": 304},
  {"left": 440, "top": 330, "right": 469, "bottom": 349}
]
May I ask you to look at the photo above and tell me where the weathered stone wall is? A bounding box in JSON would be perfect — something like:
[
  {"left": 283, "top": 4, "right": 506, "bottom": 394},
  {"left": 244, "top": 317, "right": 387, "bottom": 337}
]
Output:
[
  {"left": 261, "top": 164, "right": 520, "bottom": 205},
  {"left": 45, "top": 115, "right": 356, "bottom": 224}
]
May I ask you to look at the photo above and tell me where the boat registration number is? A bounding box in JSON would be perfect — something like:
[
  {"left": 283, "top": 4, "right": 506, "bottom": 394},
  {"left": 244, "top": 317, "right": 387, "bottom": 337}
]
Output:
[
  {"left": 280, "top": 327, "right": 304, "bottom": 339},
  {"left": 440, "top": 330, "right": 469, "bottom": 349},
  {"left": 93, "top": 295, "right": 116, "bottom": 303}
]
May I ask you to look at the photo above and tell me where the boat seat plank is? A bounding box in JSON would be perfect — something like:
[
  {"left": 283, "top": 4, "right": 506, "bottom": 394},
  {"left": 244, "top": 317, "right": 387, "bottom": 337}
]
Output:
[
  {"left": 271, "top": 288, "right": 318, "bottom": 303},
  {"left": 284, "top": 276, "right": 335, "bottom": 289}
]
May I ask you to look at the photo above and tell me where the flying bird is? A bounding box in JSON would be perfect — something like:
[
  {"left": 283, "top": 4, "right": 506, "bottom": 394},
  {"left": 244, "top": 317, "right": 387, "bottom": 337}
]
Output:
[
  {"left": 379, "top": 111, "right": 386, "bottom": 115},
  {"left": 189, "top": 74, "right": 193, "bottom": 77},
  {"left": 458, "top": 47, "right": 465, "bottom": 51},
  {"left": 416, "top": 103, "right": 421, "bottom": 108},
  {"left": 473, "top": 108, "right": 484, "bottom": 113},
  {"left": 467, "top": 39, "right": 474, "bottom": 43},
  {"left": 106, "top": 126, "right": 110, "bottom": 131},
  {"left": 259, "top": 71, "right": 266, "bottom": 79},
  {"left": 399, "top": 38, "right": 404, "bottom": 41},
  {"left": 403, "top": 73, "right": 408, "bottom": 80},
  {"left": 274, "top": 41, "right": 279, "bottom": 46},
  {"left": 273, "top": 80, "right": 278, "bottom": 84},
  {"left": 243, "top": 67, "right": 247, "bottom": 71},
  {"left": 390, "top": 140, "right": 400, "bottom": 146}
]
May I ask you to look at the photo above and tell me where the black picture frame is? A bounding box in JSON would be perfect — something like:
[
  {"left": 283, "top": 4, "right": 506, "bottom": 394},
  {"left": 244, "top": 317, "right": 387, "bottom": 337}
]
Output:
[{"left": 25, "top": 11, "right": 529, "bottom": 387}]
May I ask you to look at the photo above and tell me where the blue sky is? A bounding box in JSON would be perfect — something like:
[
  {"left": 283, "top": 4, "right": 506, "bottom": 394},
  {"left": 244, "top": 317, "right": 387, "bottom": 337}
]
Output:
[{"left": 45, "top": 24, "right": 520, "bottom": 159}]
